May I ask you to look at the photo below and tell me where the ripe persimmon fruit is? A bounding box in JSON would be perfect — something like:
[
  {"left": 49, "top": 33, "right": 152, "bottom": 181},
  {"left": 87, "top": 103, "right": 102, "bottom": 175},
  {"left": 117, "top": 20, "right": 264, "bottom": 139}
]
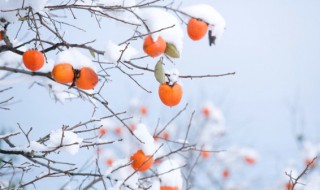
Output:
[
  {"left": 52, "top": 63, "right": 74, "bottom": 84},
  {"left": 75, "top": 67, "right": 98, "bottom": 90},
  {"left": 201, "top": 150, "right": 210, "bottom": 159},
  {"left": 160, "top": 187, "right": 179, "bottom": 190},
  {"left": 244, "top": 156, "right": 256, "bottom": 165},
  {"left": 222, "top": 168, "right": 230, "bottom": 178},
  {"left": 162, "top": 132, "right": 169, "bottom": 140},
  {"left": 143, "top": 35, "right": 166, "bottom": 57},
  {"left": 305, "top": 159, "right": 316, "bottom": 168},
  {"left": 99, "top": 127, "right": 107, "bottom": 136},
  {"left": 158, "top": 83, "right": 183, "bottom": 107},
  {"left": 23, "top": 49, "right": 45, "bottom": 71},
  {"left": 139, "top": 105, "right": 148, "bottom": 116},
  {"left": 106, "top": 158, "right": 113, "bottom": 166},
  {"left": 187, "top": 18, "right": 208, "bottom": 41},
  {"left": 129, "top": 123, "right": 136, "bottom": 131},
  {"left": 285, "top": 182, "right": 293, "bottom": 190},
  {"left": 114, "top": 127, "right": 122, "bottom": 135},
  {"left": 130, "top": 150, "right": 154, "bottom": 172},
  {"left": 202, "top": 107, "right": 211, "bottom": 118}
]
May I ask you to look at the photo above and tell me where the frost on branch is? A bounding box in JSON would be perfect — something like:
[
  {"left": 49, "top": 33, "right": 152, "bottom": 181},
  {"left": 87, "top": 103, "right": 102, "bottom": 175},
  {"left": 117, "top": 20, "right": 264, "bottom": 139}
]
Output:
[
  {"left": 132, "top": 123, "right": 156, "bottom": 155},
  {"left": 158, "top": 159, "right": 183, "bottom": 189},
  {"left": 104, "top": 41, "right": 138, "bottom": 63},
  {"left": 0, "top": 0, "right": 49, "bottom": 22},
  {"left": 105, "top": 159, "right": 139, "bottom": 189},
  {"left": 48, "top": 128, "right": 83, "bottom": 155},
  {"left": 56, "top": 48, "right": 96, "bottom": 71}
]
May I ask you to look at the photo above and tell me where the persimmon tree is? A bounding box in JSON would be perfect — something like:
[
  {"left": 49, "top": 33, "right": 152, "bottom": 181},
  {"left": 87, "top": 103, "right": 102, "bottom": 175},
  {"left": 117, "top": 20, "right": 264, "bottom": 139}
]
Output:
[{"left": 0, "top": 0, "right": 241, "bottom": 189}]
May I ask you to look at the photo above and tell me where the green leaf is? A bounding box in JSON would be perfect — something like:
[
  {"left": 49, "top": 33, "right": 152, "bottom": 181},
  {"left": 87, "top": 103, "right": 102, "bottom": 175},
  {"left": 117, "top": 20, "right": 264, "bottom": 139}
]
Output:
[
  {"left": 154, "top": 58, "right": 166, "bottom": 84},
  {"left": 89, "top": 49, "right": 95, "bottom": 58}
]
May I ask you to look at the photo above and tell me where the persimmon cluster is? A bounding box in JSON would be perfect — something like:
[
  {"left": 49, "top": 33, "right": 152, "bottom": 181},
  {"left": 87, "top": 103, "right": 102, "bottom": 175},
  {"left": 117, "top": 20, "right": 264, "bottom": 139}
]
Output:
[
  {"left": 22, "top": 49, "right": 98, "bottom": 90},
  {"left": 142, "top": 18, "right": 209, "bottom": 107}
]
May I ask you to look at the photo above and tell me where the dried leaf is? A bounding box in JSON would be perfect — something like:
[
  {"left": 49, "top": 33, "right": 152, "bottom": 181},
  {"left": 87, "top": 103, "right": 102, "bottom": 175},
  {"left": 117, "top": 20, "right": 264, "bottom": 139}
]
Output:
[
  {"left": 89, "top": 49, "right": 95, "bottom": 58},
  {"left": 165, "top": 43, "right": 180, "bottom": 58},
  {"left": 154, "top": 58, "right": 166, "bottom": 84},
  {"left": 19, "top": 17, "right": 28, "bottom": 21}
]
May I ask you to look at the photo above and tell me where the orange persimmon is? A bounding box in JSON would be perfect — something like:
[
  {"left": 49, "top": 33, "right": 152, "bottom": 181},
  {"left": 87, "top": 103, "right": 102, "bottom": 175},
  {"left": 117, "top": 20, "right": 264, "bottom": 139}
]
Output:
[
  {"left": 23, "top": 49, "right": 45, "bottom": 71},
  {"left": 52, "top": 63, "right": 74, "bottom": 83},
  {"left": 143, "top": 35, "right": 166, "bottom": 57},
  {"left": 130, "top": 150, "right": 154, "bottom": 172},
  {"left": 160, "top": 187, "right": 179, "bottom": 190},
  {"left": 158, "top": 83, "right": 183, "bottom": 107},
  {"left": 75, "top": 67, "right": 98, "bottom": 90},
  {"left": 187, "top": 18, "right": 208, "bottom": 41}
]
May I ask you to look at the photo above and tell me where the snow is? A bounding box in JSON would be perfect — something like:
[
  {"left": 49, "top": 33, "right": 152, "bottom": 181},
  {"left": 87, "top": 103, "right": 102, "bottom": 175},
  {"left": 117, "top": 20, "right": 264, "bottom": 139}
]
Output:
[
  {"left": 29, "top": 141, "right": 50, "bottom": 152},
  {"left": 0, "top": 131, "right": 19, "bottom": 139},
  {"left": 25, "top": 0, "right": 49, "bottom": 13},
  {"left": 97, "top": 0, "right": 136, "bottom": 6},
  {"left": 0, "top": 39, "right": 25, "bottom": 78},
  {"left": 239, "top": 148, "right": 259, "bottom": 161},
  {"left": 0, "top": 1, "right": 24, "bottom": 22},
  {"left": 7, "top": 146, "right": 31, "bottom": 153},
  {"left": 0, "top": 0, "right": 49, "bottom": 22},
  {"left": 56, "top": 48, "right": 97, "bottom": 71},
  {"left": 99, "top": 118, "right": 116, "bottom": 129},
  {"left": 203, "top": 101, "right": 225, "bottom": 125},
  {"left": 139, "top": 8, "right": 184, "bottom": 53},
  {"left": 104, "top": 41, "right": 138, "bottom": 63},
  {"left": 157, "top": 159, "right": 183, "bottom": 189},
  {"left": 302, "top": 141, "right": 319, "bottom": 160},
  {"left": 48, "top": 128, "right": 83, "bottom": 155},
  {"left": 166, "top": 68, "right": 180, "bottom": 85},
  {"left": 133, "top": 123, "right": 156, "bottom": 155},
  {"left": 105, "top": 159, "right": 139, "bottom": 189},
  {"left": 149, "top": 179, "right": 161, "bottom": 190},
  {"left": 183, "top": 4, "right": 226, "bottom": 42},
  {"left": 96, "top": 0, "right": 141, "bottom": 25}
]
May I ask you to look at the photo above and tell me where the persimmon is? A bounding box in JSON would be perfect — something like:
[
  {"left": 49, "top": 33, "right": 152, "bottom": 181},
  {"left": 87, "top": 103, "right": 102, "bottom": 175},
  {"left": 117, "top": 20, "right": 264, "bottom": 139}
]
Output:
[
  {"left": 162, "top": 132, "right": 169, "bottom": 140},
  {"left": 305, "top": 158, "right": 316, "bottom": 168},
  {"left": 75, "top": 67, "right": 98, "bottom": 90},
  {"left": 160, "top": 187, "right": 179, "bottom": 190},
  {"left": 202, "top": 107, "right": 211, "bottom": 117},
  {"left": 187, "top": 18, "right": 208, "bottom": 41},
  {"left": 52, "top": 63, "right": 74, "bottom": 83},
  {"left": 22, "top": 49, "right": 45, "bottom": 71},
  {"left": 222, "top": 168, "right": 230, "bottom": 178},
  {"left": 139, "top": 105, "right": 148, "bottom": 116},
  {"left": 114, "top": 127, "right": 122, "bottom": 135},
  {"left": 158, "top": 83, "right": 183, "bottom": 107},
  {"left": 0, "top": 31, "right": 2, "bottom": 41},
  {"left": 130, "top": 149, "right": 154, "bottom": 172},
  {"left": 200, "top": 150, "right": 210, "bottom": 159},
  {"left": 129, "top": 123, "right": 136, "bottom": 131},
  {"left": 143, "top": 35, "right": 166, "bottom": 57},
  {"left": 106, "top": 158, "right": 113, "bottom": 166},
  {"left": 244, "top": 156, "right": 256, "bottom": 165},
  {"left": 99, "top": 127, "right": 107, "bottom": 136},
  {"left": 285, "top": 182, "right": 293, "bottom": 190}
]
